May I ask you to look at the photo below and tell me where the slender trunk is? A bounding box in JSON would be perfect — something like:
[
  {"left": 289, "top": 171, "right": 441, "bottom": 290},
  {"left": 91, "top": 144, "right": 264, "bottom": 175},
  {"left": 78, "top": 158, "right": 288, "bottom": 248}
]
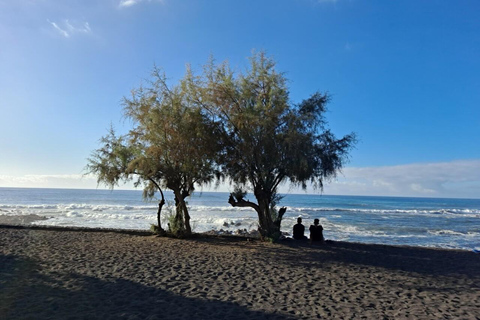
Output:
[
  {"left": 157, "top": 199, "right": 165, "bottom": 231},
  {"left": 156, "top": 185, "right": 166, "bottom": 231}
]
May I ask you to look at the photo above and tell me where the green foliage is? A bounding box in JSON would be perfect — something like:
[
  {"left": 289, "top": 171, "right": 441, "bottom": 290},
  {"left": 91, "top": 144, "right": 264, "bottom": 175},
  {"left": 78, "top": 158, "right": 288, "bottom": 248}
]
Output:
[
  {"left": 231, "top": 187, "right": 247, "bottom": 203},
  {"left": 183, "top": 51, "right": 357, "bottom": 239},
  {"left": 150, "top": 224, "right": 160, "bottom": 234},
  {"left": 167, "top": 212, "right": 186, "bottom": 237},
  {"left": 85, "top": 127, "right": 138, "bottom": 189},
  {"left": 86, "top": 68, "right": 222, "bottom": 236},
  {"left": 86, "top": 51, "right": 356, "bottom": 241}
]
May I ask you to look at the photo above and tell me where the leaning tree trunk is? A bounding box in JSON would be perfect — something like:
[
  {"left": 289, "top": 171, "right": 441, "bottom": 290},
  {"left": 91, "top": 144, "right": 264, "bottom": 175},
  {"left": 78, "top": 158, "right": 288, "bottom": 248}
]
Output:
[
  {"left": 156, "top": 187, "right": 166, "bottom": 233},
  {"left": 181, "top": 199, "right": 192, "bottom": 235},
  {"left": 149, "top": 179, "right": 166, "bottom": 234}
]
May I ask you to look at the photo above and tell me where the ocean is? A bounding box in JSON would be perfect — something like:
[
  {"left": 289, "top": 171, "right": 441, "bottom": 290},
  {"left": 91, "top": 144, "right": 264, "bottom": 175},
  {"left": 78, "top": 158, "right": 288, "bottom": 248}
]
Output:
[{"left": 1, "top": 187, "right": 479, "bottom": 251}]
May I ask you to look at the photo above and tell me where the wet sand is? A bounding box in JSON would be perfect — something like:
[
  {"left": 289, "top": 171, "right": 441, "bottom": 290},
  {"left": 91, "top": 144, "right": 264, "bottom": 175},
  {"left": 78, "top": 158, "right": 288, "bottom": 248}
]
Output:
[{"left": 1, "top": 225, "right": 479, "bottom": 319}]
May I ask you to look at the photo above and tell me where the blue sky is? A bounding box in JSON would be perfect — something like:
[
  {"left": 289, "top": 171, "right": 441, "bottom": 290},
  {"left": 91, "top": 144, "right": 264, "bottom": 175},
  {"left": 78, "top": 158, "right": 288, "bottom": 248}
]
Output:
[{"left": 0, "top": 0, "right": 479, "bottom": 198}]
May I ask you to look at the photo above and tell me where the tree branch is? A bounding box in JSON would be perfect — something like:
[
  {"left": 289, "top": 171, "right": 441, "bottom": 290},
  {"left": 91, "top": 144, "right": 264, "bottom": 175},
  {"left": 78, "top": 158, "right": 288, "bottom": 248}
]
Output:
[
  {"left": 277, "top": 206, "right": 287, "bottom": 222},
  {"left": 228, "top": 194, "right": 260, "bottom": 212},
  {"left": 148, "top": 177, "right": 165, "bottom": 205},
  {"left": 271, "top": 173, "right": 286, "bottom": 192}
]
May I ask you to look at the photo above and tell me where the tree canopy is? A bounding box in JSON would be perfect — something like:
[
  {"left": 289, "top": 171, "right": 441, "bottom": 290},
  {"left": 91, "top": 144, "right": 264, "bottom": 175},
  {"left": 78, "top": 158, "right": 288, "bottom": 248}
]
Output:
[
  {"left": 184, "top": 52, "right": 357, "bottom": 240},
  {"left": 87, "top": 52, "right": 356, "bottom": 241},
  {"left": 86, "top": 69, "right": 221, "bottom": 236}
]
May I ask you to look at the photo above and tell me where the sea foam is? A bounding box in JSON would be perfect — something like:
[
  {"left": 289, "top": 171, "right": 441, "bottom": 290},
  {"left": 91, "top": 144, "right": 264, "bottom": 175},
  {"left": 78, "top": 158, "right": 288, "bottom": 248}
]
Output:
[{"left": 1, "top": 189, "right": 479, "bottom": 250}]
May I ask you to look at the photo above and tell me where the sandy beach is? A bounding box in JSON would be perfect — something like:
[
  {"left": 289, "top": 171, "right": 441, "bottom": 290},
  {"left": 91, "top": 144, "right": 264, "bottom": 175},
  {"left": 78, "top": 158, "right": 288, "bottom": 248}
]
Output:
[{"left": 1, "top": 226, "right": 479, "bottom": 319}]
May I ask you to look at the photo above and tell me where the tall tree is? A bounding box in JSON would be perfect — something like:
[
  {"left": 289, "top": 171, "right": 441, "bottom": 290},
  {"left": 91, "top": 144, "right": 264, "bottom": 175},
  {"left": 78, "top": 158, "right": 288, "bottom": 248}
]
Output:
[
  {"left": 186, "top": 52, "right": 357, "bottom": 240},
  {"left": 86, "top": 69, "right": 221, "bottom": 236}
]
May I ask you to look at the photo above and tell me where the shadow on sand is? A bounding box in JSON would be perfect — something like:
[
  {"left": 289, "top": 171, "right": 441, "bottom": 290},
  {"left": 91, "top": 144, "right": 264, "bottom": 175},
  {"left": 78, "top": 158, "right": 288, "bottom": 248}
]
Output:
[
  {"left": 191, "top": 235, "right": 480, "bottom": 279},
  {"left": 0, "top": 254, "right": 295, "bottom": 320}
]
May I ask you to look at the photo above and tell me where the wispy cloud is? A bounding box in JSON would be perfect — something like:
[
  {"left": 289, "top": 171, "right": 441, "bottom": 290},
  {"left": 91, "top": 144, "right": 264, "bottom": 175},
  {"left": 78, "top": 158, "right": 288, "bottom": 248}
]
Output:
[
  {"left": 47, "top": 19, "right": 69, "bottom": 38},
  {"left": 47, "top": 19, "right": 91, "bottom": 38},
  {"left": 118, "top": 0, "right": 164, "bottom": 8}
]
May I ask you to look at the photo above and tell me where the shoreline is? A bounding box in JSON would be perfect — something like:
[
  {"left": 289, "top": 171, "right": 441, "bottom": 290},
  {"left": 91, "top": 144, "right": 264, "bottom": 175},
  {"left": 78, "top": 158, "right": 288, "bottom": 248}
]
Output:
[
  {"left": 0, "top": 222, "right": 477, "bottom": 253},
  {"left": 1, "top": 190, "right": 479, "bottom": 252},
  {"left": 2, "top": 226, "right": 480, "bottom": 319}
]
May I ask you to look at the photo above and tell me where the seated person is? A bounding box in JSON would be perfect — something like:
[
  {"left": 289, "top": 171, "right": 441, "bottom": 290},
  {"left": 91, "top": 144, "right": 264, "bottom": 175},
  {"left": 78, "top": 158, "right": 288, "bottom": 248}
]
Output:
[
  {"left": 309, "top": 218, "right": 325, "bottom": 243},
  {"left": 293, "top": 217, "right": 308, "bottom": 240}
]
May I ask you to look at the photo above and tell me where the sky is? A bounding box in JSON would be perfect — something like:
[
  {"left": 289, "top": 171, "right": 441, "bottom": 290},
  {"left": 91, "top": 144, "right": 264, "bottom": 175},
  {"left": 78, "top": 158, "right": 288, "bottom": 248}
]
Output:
[{"left": 0, "top": 0, "right": 479, "bottom": 199}]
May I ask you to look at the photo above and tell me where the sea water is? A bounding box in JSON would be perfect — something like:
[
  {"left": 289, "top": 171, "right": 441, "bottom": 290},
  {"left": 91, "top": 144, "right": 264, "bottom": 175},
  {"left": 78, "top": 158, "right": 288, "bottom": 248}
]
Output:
[{"left": 1, "top": 187, "right": 479, "bottom": 251}]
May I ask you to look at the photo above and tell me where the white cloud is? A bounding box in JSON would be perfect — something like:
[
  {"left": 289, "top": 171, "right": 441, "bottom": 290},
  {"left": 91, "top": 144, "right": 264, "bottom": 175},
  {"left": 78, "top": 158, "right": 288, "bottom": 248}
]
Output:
[
  {"left": 47, "top": 19, "right": 91, "bottom": 38},
  {"left": 321, "top": 160, "right": 480, "bottom": 198},
  {"left": 118, "top": 0, "right": 164, "bottom": 8}
]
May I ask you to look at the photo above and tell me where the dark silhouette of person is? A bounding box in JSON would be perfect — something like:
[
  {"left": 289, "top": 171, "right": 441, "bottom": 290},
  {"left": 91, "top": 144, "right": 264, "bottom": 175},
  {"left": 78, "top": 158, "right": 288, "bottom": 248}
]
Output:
[
  {"left": 293, "top": 217, "right": 308, "bottom": 240},
  {"left": 309, "top": 218, "right": 324, "bottom": 244}
]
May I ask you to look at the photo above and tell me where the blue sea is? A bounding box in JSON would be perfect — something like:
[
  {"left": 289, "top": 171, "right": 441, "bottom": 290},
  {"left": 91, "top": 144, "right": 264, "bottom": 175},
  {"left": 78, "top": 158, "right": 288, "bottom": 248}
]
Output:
[{"left": 1, "top": 187, "right": 479, "bottom": 251}]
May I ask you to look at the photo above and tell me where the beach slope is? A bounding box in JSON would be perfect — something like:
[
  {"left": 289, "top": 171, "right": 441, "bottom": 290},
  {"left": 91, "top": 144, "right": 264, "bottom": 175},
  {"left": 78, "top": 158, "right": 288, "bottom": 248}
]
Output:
[{"left": 1, "top": 226, "right": 479, "bottom": 319}]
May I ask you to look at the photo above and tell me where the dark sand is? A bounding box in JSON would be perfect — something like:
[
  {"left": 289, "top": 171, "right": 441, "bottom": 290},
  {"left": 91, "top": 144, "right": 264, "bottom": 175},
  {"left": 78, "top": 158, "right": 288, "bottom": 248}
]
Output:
[
  {"left": 1, "top": 225, "right": 479, "bottom": 319},
  {"left": 0, "top": 214, "right": 48, "bottom": 225}
]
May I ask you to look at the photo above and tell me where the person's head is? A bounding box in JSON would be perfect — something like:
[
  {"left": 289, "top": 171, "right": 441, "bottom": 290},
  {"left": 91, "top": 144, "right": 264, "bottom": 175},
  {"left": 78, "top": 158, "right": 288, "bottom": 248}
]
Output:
[
  {"left": 297, "top": 217, "right": 302, "bottom": 224},
  {"left": 314, "top": 218, "right": 319, "bottom": 225}
]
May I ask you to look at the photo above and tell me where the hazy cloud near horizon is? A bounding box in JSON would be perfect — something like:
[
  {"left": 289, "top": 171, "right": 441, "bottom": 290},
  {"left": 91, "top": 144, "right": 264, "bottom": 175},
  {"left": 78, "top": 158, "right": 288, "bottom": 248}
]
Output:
[
  {"left": 319, "top": 160, "right": 480, "bottom": 199},
  {"left": 1, "top": 160, "right": 479, "bottom": 199}
]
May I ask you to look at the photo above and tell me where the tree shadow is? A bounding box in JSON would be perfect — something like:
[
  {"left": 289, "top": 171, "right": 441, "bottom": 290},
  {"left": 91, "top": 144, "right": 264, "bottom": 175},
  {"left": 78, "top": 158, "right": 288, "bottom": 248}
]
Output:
[
  {"left": 189, "top": 235, "right": 480, "bottom": 279},
  {"left": 0, "top": 254, "right": 295, "bottom": 320}
]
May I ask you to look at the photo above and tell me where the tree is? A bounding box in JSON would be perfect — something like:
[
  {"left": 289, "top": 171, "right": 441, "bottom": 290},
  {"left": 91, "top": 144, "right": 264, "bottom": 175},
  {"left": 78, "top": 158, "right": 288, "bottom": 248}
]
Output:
[
  {"left": 86, "top": 69, "right": 221, "bottom": 236},
  {"left": 185, "top": 52, "right": 357, "bottom": 241},
  {"left": 85, "top": 128, "right": 167, "bottom": 232}
]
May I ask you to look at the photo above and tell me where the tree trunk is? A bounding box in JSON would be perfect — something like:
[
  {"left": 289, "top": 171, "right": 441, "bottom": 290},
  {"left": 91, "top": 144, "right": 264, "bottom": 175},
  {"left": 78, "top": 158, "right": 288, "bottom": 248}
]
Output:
[
  {"left": 148, "top": 180, "right": 166, "bottom": 235},
  {"left": 228, "top": 192, "right": 286, "bottom": 241},
  {"left": 157, "top": 199, "right": 165, "bottom": 231},
  {"left": 182, "top": 199, "right": 192, "bottom": 235},
  {"left": 253, "top": 186, "right": 281, "bottom": 240},
  {"left": 257, "top": 198, "right": 273, "bottom": 237},
  {"left": 173, "top": 189, "right": 192, "bottom": 236}
]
